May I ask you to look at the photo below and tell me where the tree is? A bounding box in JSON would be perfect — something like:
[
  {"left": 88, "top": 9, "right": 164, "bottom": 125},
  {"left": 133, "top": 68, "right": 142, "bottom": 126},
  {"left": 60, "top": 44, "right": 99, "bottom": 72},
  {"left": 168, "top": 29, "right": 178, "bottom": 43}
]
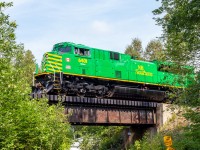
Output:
[
  {"left": 144, "top": 39, "right": 165, "bottom": 61},
  {"left": 142, "top": 0, "right": 200, "bottom": 149},
  {"left": 153, "top": 0, "right": 200, "bottom": 65},
  {"left": 153, "top": 0, "right": 200, "bottom": 102},
  {"left": 0, "top": 2, "right": 73, "bottom": 149},
  {"left": 14, "top": 47, "right": 36, "bottom": 84},
  {"left": 76, "top": 126, "right": 125, "bottom": 150},
  {"left": 125, "top": 38, "right": 143, "bottom": 59}
]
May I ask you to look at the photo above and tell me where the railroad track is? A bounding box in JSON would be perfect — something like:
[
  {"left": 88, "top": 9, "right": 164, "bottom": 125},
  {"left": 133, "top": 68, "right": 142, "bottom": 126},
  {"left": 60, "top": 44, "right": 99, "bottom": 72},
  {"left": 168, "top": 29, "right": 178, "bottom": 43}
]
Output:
[{"left": 31, "top": 94, "right": 158, "bottom": 109}]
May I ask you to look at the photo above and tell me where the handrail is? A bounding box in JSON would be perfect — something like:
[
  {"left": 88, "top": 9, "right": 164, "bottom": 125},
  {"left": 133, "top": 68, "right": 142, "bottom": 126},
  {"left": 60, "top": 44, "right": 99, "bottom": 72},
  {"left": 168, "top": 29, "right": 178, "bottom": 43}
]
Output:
[
  {"left": 46, "top": 55, "right": 62, "bottom": 82},
  {"left": 46, "top": 62, "right": 56, "bottom": 81}
]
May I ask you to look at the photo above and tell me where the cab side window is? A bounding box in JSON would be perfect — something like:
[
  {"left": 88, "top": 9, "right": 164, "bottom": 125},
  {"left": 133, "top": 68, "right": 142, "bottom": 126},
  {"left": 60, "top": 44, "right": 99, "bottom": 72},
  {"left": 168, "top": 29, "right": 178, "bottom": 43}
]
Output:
[
  {"left": 75, "top": 47, "right": 90, "bottom": 56},
  {"left": 110, "top": 52, "right": 120, "bottom": 60}
]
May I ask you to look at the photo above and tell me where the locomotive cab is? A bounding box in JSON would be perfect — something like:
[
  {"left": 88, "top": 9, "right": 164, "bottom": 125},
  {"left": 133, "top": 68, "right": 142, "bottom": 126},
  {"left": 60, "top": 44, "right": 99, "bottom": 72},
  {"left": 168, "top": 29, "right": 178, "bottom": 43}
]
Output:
[
  {"left": 53, "top": 43, "right": 72, "bottom": 54},
  {"left": 52, "top": 43, "right": 91, "bottom": 57}
]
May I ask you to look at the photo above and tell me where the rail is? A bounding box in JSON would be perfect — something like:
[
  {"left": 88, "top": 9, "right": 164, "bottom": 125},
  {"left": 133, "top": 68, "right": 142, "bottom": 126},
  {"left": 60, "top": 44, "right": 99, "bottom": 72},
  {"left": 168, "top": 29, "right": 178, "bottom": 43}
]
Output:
[{"left": 31, "top": 94, "right": 158, "bottom": 108}]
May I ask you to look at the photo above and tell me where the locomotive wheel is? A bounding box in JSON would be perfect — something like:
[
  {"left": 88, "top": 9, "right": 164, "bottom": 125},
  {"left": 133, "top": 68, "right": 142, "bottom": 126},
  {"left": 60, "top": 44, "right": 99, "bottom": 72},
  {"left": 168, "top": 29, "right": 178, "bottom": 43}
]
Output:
[
  {"left": 96, "top": 88, "right": 106, "bottom": 98},
  {"left": 77, "top": 88, "right": 86, "bottom": 97},
  {"left": 106, "top": 89, "right": 115, "bottom": 97}
]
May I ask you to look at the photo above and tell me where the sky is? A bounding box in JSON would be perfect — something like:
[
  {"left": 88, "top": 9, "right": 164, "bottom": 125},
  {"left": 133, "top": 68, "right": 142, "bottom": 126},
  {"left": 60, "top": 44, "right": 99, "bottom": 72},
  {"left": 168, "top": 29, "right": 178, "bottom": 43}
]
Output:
[{"left": 4, "top": 0, "right": 162, "bottom": 64}]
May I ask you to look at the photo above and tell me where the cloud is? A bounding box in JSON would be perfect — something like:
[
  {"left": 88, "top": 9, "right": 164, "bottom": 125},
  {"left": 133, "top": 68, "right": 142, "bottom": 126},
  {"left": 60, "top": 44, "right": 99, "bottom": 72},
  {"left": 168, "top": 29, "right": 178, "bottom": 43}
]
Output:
[
  {"left": 3, "top": 0, "right": 163, "bottom": 64},
  {"left": 91, "top": 20, "right": 111, "bottom": 34}
]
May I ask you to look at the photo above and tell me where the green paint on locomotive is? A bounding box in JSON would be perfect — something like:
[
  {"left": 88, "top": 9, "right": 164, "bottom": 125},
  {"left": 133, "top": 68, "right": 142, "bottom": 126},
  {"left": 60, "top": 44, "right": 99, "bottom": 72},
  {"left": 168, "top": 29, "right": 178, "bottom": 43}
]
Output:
[{"left": 36, "top": 42, "right": 192, "bottom": 88}]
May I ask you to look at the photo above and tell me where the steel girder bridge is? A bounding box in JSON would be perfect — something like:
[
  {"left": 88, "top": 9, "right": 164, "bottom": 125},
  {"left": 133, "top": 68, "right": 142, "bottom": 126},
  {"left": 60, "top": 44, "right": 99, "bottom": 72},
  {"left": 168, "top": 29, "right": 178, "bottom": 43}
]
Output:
[{"left": 31, "top": 94, "right": 159, "bottom": 126}]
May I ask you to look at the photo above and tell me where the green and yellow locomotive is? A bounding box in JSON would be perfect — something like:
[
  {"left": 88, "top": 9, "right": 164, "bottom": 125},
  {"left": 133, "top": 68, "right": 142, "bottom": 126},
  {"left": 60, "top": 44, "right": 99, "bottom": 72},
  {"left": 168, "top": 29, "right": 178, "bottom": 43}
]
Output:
[{"left": 33, "top": 42, "right": 192, "bottom": 101}]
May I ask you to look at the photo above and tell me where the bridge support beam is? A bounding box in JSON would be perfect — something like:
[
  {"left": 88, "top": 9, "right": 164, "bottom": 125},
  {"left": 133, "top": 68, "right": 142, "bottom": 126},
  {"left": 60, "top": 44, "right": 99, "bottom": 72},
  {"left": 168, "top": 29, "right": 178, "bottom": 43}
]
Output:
[{"left": 65, "top": 106, "right": 156, "bottom": 125}]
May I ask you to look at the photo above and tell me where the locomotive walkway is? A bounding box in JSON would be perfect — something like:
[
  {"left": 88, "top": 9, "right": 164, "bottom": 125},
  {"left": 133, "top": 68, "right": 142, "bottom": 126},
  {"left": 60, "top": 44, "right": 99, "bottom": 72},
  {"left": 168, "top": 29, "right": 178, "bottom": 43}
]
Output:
[{"left": 31, "top": 94, "right": 159, "bottom": 126}]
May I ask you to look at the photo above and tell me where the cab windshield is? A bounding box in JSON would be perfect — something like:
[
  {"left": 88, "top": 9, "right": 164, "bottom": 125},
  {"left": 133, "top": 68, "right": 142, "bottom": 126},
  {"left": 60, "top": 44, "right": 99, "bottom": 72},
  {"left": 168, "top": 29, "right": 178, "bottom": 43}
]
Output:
[{"left": 58, "top": 46, "right": 71, "bottom": 53}]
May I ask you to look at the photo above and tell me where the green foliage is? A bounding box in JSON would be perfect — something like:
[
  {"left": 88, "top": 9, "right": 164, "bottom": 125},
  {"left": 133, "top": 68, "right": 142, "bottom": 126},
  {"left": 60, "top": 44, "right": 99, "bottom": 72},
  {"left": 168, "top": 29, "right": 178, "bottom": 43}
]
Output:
[
  {"left": 0, "top": 54, "right": 73, "bottom": 149},
  {"left": 125, "top": 38, "right": 143, "bottom": 60},
  {"left": 153, "top": 0, "right": 199, "bottom": 105},
  {"left": 129, "top": 132, "right": 165, "bottom": 150},
  {"left": 76, "top": 126, "right": 125, "bottom": 150},
  {"left": 144, "top": 39, "right": 165, "bottom": 61},
  {"left": 180, "top": 109, "right": 200, "bottom": 150},
  {"left": 129, "top": 1, "right": 199, "bottom": 149},
  {"left": 129, "top": 128, "right": 199, "bottom": 150},
  {"left": 15, "top": 48, "right": 36, "bottom": 84},
  {"left": 128, "top": 1, "right": 200, "bottom": 150},
  {"left": 0, "top": 98, "right": 73, "bottom": 149},
  {"left": 183, "top": 75, "right": 200, "bottom": 106},
  {"left": 125, "top": 38, "right": 165, "bottom": 61},
  {"left": 0, "top": 2, "right": 73, "bottom": 149},
  {"left": 0, "top": 2, "right": 17, "bottom": 60},
  {"left": 153, "top": 0, "right": 200, "bottom": 64}
]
